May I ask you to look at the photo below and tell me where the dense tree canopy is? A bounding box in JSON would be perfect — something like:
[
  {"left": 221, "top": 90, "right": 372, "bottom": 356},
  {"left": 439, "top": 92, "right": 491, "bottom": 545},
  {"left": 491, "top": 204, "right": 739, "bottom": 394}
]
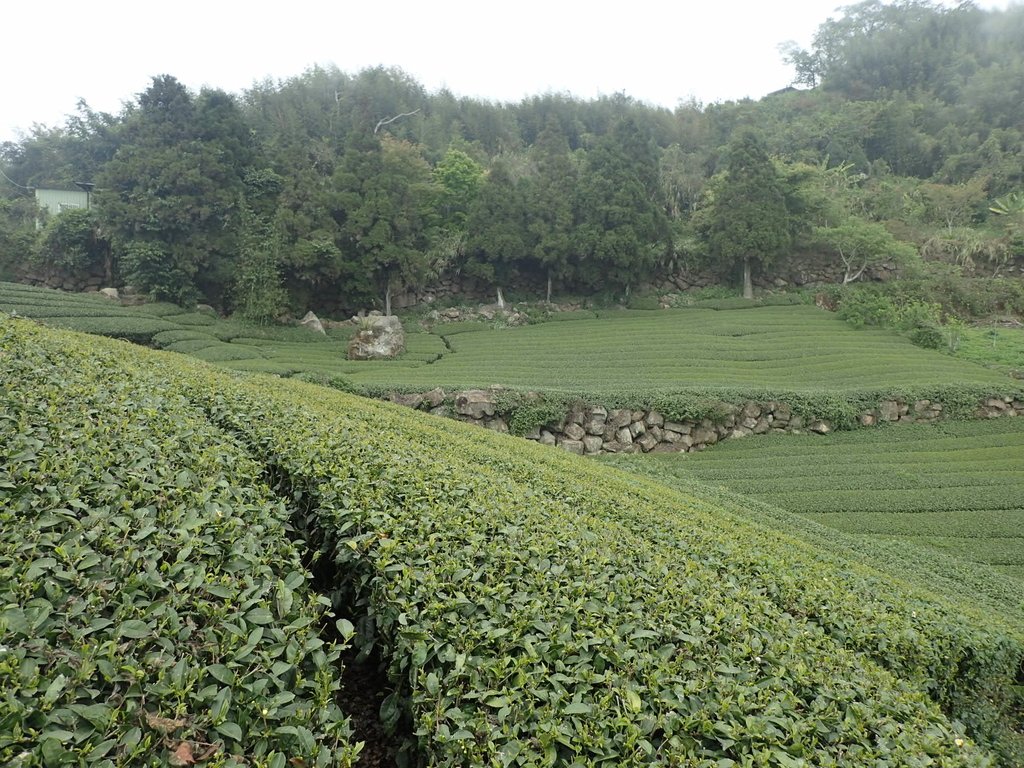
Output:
[{"left": 2, "top": 1, "right": 1023, "bottom": 312}]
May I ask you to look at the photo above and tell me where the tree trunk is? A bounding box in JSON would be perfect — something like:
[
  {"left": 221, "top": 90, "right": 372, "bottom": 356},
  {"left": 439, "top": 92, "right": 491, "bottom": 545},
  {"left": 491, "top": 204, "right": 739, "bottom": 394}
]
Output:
[
  {"left": 496, "top": 286, "right": 505, "bottom": 309},
  {"left": 742, "top": 257, "right": 754, "bottom": 300},
  {"left": 546, "top": 271, "right": 552, "bottom": 303},
  {"left": 384, "top": 283, "right": 392, "bottom": 316}
]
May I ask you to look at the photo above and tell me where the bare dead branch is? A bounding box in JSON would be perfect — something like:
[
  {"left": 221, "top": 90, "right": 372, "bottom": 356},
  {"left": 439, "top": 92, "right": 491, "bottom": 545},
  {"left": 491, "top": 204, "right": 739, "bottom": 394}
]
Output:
[{"left": 374, "top": 109, "right": 421, "bottom": 134}]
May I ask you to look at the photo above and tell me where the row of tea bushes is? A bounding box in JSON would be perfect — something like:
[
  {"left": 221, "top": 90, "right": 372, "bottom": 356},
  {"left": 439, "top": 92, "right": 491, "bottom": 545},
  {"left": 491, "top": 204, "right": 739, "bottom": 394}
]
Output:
[
  {"left": 624, "top": 419, "right": 1024, "bottom": 573},
  {"left": 164, "top": 354, "right": 1022, "bottom": 764},
  {"left": 0, "top": 319, "right": 360, "bottom": 767}
]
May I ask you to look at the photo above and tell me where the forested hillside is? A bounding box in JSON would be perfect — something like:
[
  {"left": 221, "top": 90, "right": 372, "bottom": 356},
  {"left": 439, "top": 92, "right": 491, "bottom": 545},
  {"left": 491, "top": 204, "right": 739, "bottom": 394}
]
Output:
[{"left": 1, "top": 0, "right": 1022, "bottom": 316}]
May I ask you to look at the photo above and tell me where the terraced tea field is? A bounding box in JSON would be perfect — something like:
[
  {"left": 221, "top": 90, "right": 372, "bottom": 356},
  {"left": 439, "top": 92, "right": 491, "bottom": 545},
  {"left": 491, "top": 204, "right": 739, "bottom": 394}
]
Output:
[
  {"left": 610, "top": 419, "right": 1024, "bottom": 580},
  {"left": 4, "top": 315, "right": 1023, "bottom": 766},
  {"left": 344, "top": 305, "right": 1011, "bottom": 393},
  {"left": 1, "top": 282, "right": 1013, "bottom": 400}
]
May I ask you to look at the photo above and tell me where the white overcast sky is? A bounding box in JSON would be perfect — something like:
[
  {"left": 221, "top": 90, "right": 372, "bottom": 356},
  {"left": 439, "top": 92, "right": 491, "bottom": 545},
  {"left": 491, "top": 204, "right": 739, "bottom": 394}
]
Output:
[{"left": 2, "top": 0, "right": 1019, "bottom": 144}]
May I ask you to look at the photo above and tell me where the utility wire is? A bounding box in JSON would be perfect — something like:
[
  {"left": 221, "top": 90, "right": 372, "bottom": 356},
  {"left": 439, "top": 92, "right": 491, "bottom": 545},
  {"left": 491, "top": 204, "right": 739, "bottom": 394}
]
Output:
[{"left": 0, "top": 166, "right": 32, "bottom": 190}]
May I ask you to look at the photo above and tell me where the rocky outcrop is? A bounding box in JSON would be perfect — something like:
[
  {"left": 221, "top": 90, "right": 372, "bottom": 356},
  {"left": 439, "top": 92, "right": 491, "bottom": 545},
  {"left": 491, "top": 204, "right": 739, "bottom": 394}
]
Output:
[{"left": 347, "top": 316, "right": 405, "bottom": 360}]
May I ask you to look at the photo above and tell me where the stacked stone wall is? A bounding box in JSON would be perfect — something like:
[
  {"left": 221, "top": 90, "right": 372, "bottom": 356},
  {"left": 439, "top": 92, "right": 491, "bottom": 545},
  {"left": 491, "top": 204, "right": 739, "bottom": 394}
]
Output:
[{"left": 385, "top": 389, "right": 1024, "bottom": 455}]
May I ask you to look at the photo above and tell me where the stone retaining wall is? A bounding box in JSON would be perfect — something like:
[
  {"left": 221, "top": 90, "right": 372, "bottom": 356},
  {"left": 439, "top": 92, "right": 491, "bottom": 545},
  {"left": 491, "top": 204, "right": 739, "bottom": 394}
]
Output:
[{"left": 387, "top": 389, "right": 1024, "bottom": 455}]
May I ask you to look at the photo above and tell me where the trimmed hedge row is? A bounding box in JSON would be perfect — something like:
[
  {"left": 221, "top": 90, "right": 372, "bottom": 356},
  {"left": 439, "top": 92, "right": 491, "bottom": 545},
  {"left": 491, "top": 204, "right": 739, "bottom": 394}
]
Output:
[
  {"left": 0, "top": 319, "right": 360, "bottom": 767},
  {"left": 631, "top": 420, "right": 1024, "bottom": 570},
  {"left": 161, "top": 356, "right": 1022, "bottom": 764}
]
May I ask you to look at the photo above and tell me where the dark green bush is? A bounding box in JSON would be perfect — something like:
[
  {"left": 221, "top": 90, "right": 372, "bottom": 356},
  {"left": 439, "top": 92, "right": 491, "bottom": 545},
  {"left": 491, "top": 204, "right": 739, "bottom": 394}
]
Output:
[{"left": 910, "top": 324, "right": 944, "bottom": 349}]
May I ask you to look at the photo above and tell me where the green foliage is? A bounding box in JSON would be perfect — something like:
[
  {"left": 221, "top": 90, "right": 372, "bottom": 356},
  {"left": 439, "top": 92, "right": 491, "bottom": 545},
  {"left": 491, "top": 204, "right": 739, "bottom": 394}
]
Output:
[
  {"left": 814, "top": 217, "right": 918, "bottom": 284},
  {"left": 32, "top": 208, "right": 110, "bottom": 276},
  {"left": 0, "top": 318, "right": 360, "bottom": 766},
  {"left": 121, "top": 241, "right": 197, "bottom": 306},
  {"left": 231, "top": 192, "right": 286, "bottom": 324},
  {"left": 622, "top": 417, "right": 1024, "bottom": 573},
  {"left": 573, "top": 117, "right": 669, "bottom": 293},
  {"left": 6, "top": 316, "right": 1024, "bottom": 765},
  {"left": 496, "top": 393, "right": 571, "bottom": 436},
  {"left": 97, "top": 76, "right": 252, "bottom": 306},
  {"left": 909, "top": 323, "right": 944, "bottom": 349},
  {"left": 433, "top": 147, "right": 483, "bottom": 229},
  {"left": 703, "top": 130, "right": 790, "bottom": 295},
  {"left": 291, "top": 371, "right": 362, "bottom": 394},
  {"left": 463, "top": 159, "right": 531, "bottom": 293},
  {"left": 164, "top": 340, "right": 1020, "bottom": 766}
]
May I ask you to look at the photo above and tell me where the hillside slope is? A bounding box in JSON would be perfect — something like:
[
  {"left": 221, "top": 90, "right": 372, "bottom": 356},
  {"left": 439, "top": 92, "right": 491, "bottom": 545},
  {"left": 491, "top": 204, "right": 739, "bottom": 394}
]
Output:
[{"left": 2, "top": 316, "right": 1022, "bottom": 766}]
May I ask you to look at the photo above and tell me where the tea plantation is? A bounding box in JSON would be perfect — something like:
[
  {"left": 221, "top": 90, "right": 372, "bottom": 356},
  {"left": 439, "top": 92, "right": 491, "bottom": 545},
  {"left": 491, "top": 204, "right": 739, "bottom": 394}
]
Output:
[
  {"left": 2, "top": 316, "right": 1023, "bottom": 766},
  {"left": 608, "top": 420, "right": 1024, "bottom": 582},
  {"left": 0, "top": 282, "right": 1012, "bottom": 402}
]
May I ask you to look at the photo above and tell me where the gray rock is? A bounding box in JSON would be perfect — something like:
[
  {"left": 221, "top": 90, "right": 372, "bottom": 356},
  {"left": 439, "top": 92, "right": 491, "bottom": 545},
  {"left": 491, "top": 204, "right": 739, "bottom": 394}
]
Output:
[
  {"left": 860, "top": 412, "right": 877, "bottom": 427},
  {"left": 98, "top": 287, "right": 119, "bottom": 300},
  {"left": 730, "top": 427, "right": 753, "bottom": 439},
  {"left": 637, "top": 433, "right": 659, "bottom": 452},
  {"left": 563, "top": 423, "right": 587, "bottom": 441},
  {"left": 741, "top": 401, "right": 761, "bottom": 419},
  {"left": 664, "top": 422, "right": 690, "bottom": 435},
  {"left": 558, "top": 439, "right": 585, "bottom": 455},
  {"left": 484, "top": 418, "right": 509, "bottom": 433},
  {"left": 648, "top": 425, "right": 664, "bottom": 443},
  {"left": 691, "top": 427, "right": 718, "bottom": 446},
  {"left": 752, "top": 417, "right": 770, "bottom": 434},
  {"left": 539, "top": 430, "right": 557, "bottom": 446},
  {"left": 809, "top": 420, "right": 831, "bottom": 434},
  {"left": 628, "top": 421, "right": 646, "bottom": 439},
  {"left": 644, "top": 411, "right": 664, "bottom": 427},
  {"left": 602, "top": 441, "right": 623, "bottom": 453},
  {"left": 607, "top": 409, "right": 632, "bottom": 429},
  {"left": 301, "top": 310, "right": 326, "bottom": 335},
  {"left": 347, "top": 315, "right": 404, "bottom": 358},
  {"left": 454, "top": 390, "right": 496, "bottom": 419},
  {"left": 389, "top": 392, "right": 424, "bottom": 409},
  {"left": 616, "top": 427, "right": 634, "bottom": 445},
  {"left": 583, "top": 436, "right": 604, "bottom": 455},
  {"left": 423, "top": 388, "right": 446, "bottom": 408}
]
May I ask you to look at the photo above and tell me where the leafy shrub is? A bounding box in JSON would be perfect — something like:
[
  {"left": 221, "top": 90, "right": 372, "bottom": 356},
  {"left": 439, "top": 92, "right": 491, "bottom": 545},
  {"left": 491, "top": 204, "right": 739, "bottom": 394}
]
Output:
[
  {"left": 0, "top": 318, "right": 360, "bottom": 766},
  {"left": 292, "top": 371, "right": 362, "bottom": 394},
  {"left": 836, "top": 288, "right": 900, "bottom": 327},
  {"left": 910, "top": 323, "right": 944, "bottom": 349},
  {"left": 502, "top": 396, "right": 570, "bottom": 436}
]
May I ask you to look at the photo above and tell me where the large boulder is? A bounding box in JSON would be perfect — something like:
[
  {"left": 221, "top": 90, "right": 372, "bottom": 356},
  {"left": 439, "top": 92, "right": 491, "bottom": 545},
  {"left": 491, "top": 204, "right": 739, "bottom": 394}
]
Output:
[
  {"left": 347, "top": 316, "right": 405, "bottom": 359},
  {"left": 301, "top": 310, "right": 326, "bottom": 335}
]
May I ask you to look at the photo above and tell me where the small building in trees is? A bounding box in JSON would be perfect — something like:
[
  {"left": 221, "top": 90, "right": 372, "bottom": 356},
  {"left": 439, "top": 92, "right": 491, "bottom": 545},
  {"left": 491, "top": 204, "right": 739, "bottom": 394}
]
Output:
[{"left": 34, "top": 188, "right": 90, "bottom": 216}]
